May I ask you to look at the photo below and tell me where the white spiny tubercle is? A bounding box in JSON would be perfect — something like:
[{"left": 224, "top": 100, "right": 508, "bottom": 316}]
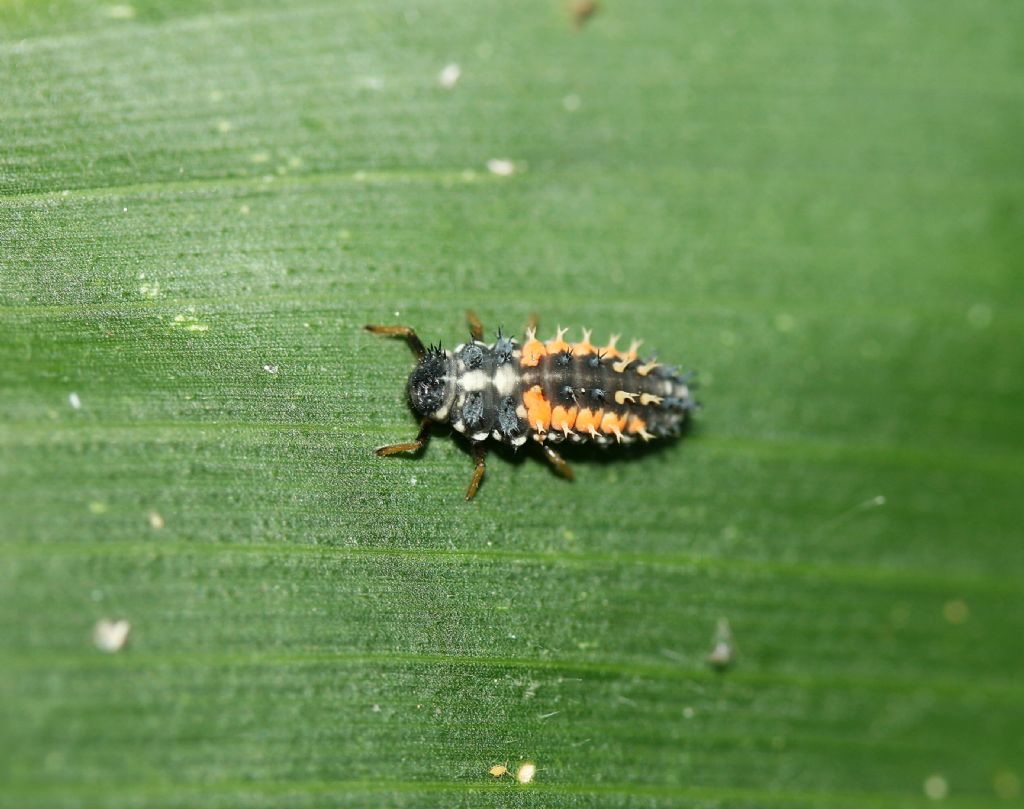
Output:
[
  {"left": 626, "top": 339, "right": 643, "bottom": 359},
  {"left": 605, "top": 334, "right": 620, "bottom": 353},
  {"left": 561, "top": 425, "right": 575, "bottom": 438},
  {"left": 640, "top": 393, "right": 664, "bottom": 406},
  {"left": 587, "top": 425, "right": 601, "bottom": 438},
  {"left": 582, "top": 327, "right": 593, "bottom": 343},
  {"left": 638, "top": 428, "right": 656, "bottom": 441},
  {"left": 637, "top": 361, "right": 661, "bottom": 376},
  {"left": 612, "top": 358, "right": 631, "bottom": 373},
  {"left": 614, "top": 390, "right": 638, "bottom": 404},
  {"left": 554, "top": 325, "right": 569, "bottom": 342},
  {"left": 612, "top": 426, "right": 624, "bottom": 443}
]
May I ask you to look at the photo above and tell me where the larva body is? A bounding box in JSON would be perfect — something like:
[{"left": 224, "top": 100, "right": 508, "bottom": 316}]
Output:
[
  {"left": 439, "top": 329, "right": 694, "bottom": 446},
  {"left": 367, "top": 315, "right": 698, "bottom": 499}
]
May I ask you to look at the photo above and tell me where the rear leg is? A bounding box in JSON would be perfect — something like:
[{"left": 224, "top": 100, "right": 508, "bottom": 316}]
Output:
[{"left": 538, "top": 442, "right": 574, "bottom": 481}]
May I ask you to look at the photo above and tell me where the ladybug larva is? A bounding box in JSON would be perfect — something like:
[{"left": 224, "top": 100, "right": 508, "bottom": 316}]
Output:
[{"left": 365, "top": 311, "right": 698, "bottom": 500}]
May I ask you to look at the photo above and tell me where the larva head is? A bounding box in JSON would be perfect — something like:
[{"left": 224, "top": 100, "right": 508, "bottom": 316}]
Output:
[{"left": 407, "top": 346, "right": 455, "bottom": 421}]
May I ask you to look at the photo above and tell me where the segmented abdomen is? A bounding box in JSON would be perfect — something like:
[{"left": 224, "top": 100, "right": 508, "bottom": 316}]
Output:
[
  {"left": 518, "top": 328, "right": 694, "bottom": 445},
  {"left": 448, "top": 328, "right": 695, "bottom": 448}
]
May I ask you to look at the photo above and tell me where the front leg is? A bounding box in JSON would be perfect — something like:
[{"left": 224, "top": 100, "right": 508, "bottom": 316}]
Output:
[
  {"left": 364, "top": 324, "right": 426, "bottom": 358},
  {"left": 375, "top": 419, "right": 432, "bottom": 456}
]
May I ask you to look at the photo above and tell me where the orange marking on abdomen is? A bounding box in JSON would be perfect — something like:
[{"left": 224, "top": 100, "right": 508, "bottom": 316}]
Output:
[
  {"left": 627, "top": 414, "right": 647, "bottom": 434},
  {"left": 551, "top": 405, "right": 578, "bottom": 433},
  {"left": 521, "top": 338, "right": 547, "bottom": 367},
  {"left": 546, "top": 338, "right": 570, "bottom": 354},
  {"left": 523, "top": 385, "right": 552, "bottom": 431},
  {"left": 600, "top": 411, "right": 628, "bottom": 434},
  {"left": 575, "top": 408, "right": 603, "bottom": 434}
]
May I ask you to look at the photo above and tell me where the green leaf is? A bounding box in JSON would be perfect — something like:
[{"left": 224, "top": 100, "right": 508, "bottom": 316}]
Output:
[{"left": 2, "top": 1, "right": 1022, "bottom": 807}]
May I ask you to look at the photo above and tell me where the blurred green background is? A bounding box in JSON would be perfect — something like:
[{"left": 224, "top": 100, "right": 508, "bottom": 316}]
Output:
[{"left": 2, "top": 1, "right": 1022, "bottom": 806}]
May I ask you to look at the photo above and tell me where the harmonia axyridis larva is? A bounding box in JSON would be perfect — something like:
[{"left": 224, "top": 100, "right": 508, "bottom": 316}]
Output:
[{"left": 365, "top": 311, "right": 698, "bottom": 499}]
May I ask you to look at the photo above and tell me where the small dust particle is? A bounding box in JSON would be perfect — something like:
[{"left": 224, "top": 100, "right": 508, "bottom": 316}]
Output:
[
  {"left": 924, "top": 774, "right": 948, "bottom": 800},
  {"left": 562, "top": 93, "right": 582, "bottom": 112},
  {"left": 410, "top": 476, "right": 417, "bottom": 486},
  {"left": 682, "top": 706, "right": 695, "bottom": 719},
  {"left": 139, "top": 281, "right": 160, "bottom": 298},
  {"left": 966, "top": 303, "right": 993, "bottom": 330},
  {"left": 93, "top": 619, "right": 131, "bottom": 652},
  {"left": 707, "top": 617, "right": 735, "bottom": 670},
  {"left": 88, "top": 501, "right": 108, "bottom": 515},
  {"left": 890, "top": 604, "right": 910, "bottom": 628},
  {"left": 104, "top": 4, "right": 135, "bottom": 19},
  {"left": 240, "top": 204, "right": 251, "bottom": 215},
  {"left": 562, "top": 528, "right": 575, "bottom": 541},
  {"left": 372, "top": 703, "right": 381, "bottom": 713},
  {"left": 516, "top": 762, "right": 537, "bottom": 784},
  {"left": 148, "top": 511, "right": 165, "bottom": 530},
  {"left": 993, "top": 770, "right": 1020, "bottom": 800},
  {"left": 263, "top": 364, "right": 279, "bottom": 374},
  {"left": 487, "top": 158, "right": 516, "bottom": 177},
  {"left": 68, "top": 392, "right": 82, "bottom": 410},
  {"left": 774, "top": 313, "right": 796, "bottom": 333},
  {"left": 216, "top": 119, "right": 232, "bottom": 134},
  {"left": 570, "top": 0, "right": 599, "bottom": 28},
  {"left": 488, "top": 763, "right": 510, "bottom": 778},
  {"left": 943, "top": 599, "right": 969, "bottom": 625},
  {"left": 122, "top": 207, "right": 128, "bottom": 213},
  {"left": 439, "top": 63, "right": 462, "bottom": 89}
]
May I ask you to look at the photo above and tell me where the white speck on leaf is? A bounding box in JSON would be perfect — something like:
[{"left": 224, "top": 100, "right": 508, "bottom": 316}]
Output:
[
  {"left": 263, "top": 364, "right": 279, "bottom": 374},
  {"left": 68, "top": 392, "right": 81, "bottom": 410},
  {"left": 924, "top": 774, "right": 948, "bottom": 800},
  {"left": 148, "top": 511, "right": 165, "bottom": 530},
  {"left": 93, "top": 619, "right": 131, "bottom": 652},
  {"left": 966, "top": 303, "right": 992, "bottom": 329},
  {"left": 216, "top": 119, "right": 232, "bottom": 134},
  {"left": 104, "top": 4, "right": 135, "bottom": 19},
  {"left": 707, "top": 617, "right": 736, "bottom": 670},
  {"left": 516, "top": 762, "right": 537, "bottom": 784},
  {"left": 487, "top": 158, "right": 516, "bottom": 176},
  {"left": 439, "top": 63, "right": 461, "bottom": 88},
  {"left": 88, "top": 501, "right": 107, "bottom": 515}
]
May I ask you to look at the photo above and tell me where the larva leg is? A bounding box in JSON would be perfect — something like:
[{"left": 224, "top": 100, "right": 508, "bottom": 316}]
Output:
[
  {"left": 465, "top": 443, "right": 488, "bottom": 500},
  {"left": 375, "top": 419, "right": 432, "bottom": 456},
  {"left": 538, "top": 443, "right": 574, "bottom": 480},
  {"left": 466, "top": 310, "right": 484, "bottom": 342},
  {"left": 364, "top": 324, "right": 426, "bottom": 359}
]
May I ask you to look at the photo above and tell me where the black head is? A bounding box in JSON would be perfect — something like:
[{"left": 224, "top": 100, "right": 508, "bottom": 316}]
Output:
[{"left": 407, "top": 347, "right": 453, "bottom": 420}]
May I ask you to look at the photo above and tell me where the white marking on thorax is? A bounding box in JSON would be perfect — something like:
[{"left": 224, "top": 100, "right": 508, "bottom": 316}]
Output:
[
  {"left": 458, "top": 369, "right": 488, "bottom": 391},
  {"left": 492, "top": 364, "right": 518, "bottom": 396}
]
